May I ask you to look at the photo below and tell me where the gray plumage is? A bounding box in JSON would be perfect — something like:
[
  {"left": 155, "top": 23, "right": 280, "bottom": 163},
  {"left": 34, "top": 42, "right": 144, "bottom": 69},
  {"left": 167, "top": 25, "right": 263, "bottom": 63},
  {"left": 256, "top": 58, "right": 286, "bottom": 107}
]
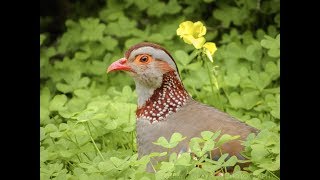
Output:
[
  {"left": 107, "top": 42, "right": 259, "bottom": 173},
  {"left": 137, "top": 98, "right": 258, "bottom": 171}
]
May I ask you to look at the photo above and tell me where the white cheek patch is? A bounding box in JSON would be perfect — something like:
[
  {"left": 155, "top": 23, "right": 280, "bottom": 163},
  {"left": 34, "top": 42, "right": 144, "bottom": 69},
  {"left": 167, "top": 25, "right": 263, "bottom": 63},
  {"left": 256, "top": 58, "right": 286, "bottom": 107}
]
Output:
[{"left": 129, "top": 46, "right": 179, "bottom": 73}]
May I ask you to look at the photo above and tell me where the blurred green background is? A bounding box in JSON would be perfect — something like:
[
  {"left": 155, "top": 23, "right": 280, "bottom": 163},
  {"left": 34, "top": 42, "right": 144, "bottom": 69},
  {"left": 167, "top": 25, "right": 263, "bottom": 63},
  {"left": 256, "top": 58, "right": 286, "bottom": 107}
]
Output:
[{"left": 40, "top": 0, "right": 279, "bottom": 179}]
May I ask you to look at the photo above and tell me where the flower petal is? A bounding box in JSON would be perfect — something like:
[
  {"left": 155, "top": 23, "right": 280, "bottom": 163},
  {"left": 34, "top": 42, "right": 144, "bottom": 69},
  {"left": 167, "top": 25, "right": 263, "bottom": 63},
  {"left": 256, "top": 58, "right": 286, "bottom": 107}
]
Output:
[
  {"left": 205, "top": 49, "right": 213, "bottom": 62},
  {"left": 177, "top": 21, "right": 194, "bottom": 37},
  {"left": 181, "top": 34, "right": 194, "bottom": 45},
  {"left": 193, "top": 21, "right": 207, "bottom": 37},
  {"left": 192, "top": 37, "right": 206, "bottom": 49},
  {"left": 203, "top": 42, "right": 217, "bottom": 55}
]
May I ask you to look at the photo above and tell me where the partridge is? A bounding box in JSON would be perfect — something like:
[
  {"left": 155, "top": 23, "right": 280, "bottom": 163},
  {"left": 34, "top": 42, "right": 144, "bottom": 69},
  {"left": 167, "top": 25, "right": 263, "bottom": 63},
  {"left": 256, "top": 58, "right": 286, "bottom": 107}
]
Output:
[{"left": 107, "top": 42, "right": 258, "bottom": 172}]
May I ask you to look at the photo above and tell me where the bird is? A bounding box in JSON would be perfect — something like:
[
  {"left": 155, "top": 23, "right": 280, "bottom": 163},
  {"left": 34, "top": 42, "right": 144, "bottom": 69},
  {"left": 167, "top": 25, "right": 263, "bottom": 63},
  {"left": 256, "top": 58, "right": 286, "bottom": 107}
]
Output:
[{"left": 107, "top": 42, "right": 259, "bottom": 172}]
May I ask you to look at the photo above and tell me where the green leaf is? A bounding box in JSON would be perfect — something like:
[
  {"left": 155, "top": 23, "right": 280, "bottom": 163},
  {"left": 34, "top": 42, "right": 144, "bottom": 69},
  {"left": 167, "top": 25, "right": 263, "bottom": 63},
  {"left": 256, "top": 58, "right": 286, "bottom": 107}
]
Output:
[
  {"left": 250, "top": 144, "right": 269, "bottom": 162},
  {"left": 174, "top": 50, "right": 191, "bottom": 66},
  {"left": 261, "top": 34, "right": 280, "bottom": 58},
  {"left": 100, "top": 36, "right": 118, "bottom": 51},
  {"left": 79, "top": 18, "right": 105, "bottom": 41},
  {"left": 59, "top": 123, "right": 69, "bottom": 131},
  {"left": 60, "top": 150, "right": 73, "bottom": 158},
  {"left": 253, "top": 168, "right": 265, "bottom": 176},
  {"left": 40, "top": 127, "right": 46, "bottom": 141},
  {"left": 56, "top": 83, "right": 73, "bottom": 94},
  {"left": 250, "top": 71, "right": 271, "bottom": 91},
  {"left": 50, "top": 131, "right": 63, "bottom": 138},
  {"left": 189, "top": 138, "right": 203, "bottom": 157},
  {"left": 75, "top": 107, "right": 98, "bottom": 122},
  {"left": 105, "top": 120, "right": 118, "bottom": 130},
  {"left": 147, "top": 1, "right": 166, "bottom": 17},
  {"left": 148, "top": 33, "right": 165, "bottom": 43},
  {"left": 74, "top": 89, "right": 91, "bottom": 100},
  {"left": 216, "top": 134, "right": 240, "bottom": 147},
  {"left": 40, "top": 149, "right": 48, "bottom": 162},
  {"left": 212, "top": 130, "right": 221, "bottom": 140},
  {"left": 245, "top": 43, "right": 262, "bottom": 61},
  {"left": 217, "top": 153, "right": 229, "bottom": 164},
  {"left": 169, "top": 132, "right": 186, "bottom": 145},
  {"left": 153, "top": 137, "right": 170, "bottom": 148},
  {"left": 40, "top": 34, "right": 46, "bottom": 46},
  {"left": 202, "top": 140, "right": 215, "bottom": 152},
  {"left": 74, "top": 51, "right": 91, "bottom": 61},
  {"left": 49, "top": 95, "right": 67, "bottom": 111},
  {"left": 77, "top": 77, "right": 90, "bottom": 88},
  {"left": 98, "top": 161, "right": 115, "bottom": 171},
  {"left": 201, "top": 131, "right": 214, "bottom": 140},
  {"left": 110, "top": 157, "right": 125, "bottom": 168},
  {"left": 175, "top": 153, "right": 191, "bottom": 166},
  {"left": 133, "top": 0, "right": 155, "bottom": 10},
  {"left": 185, "top": 61, "right": 202, "bottom": 71},
  {"left": 246, "top": 118, "right": 262, "bottom": 129},
  {"left": 224, "top": 72, "right": 240, "bottom": 87},
  {"left": 265, "top": 61, "right": 280, "bottom": 80},
  {"left": 242, "top": 90, "right": 260, "bottom": 109},
  {"left": 213, "top": 6, "right": 246, "bottom": 28},
  {"left": 261, "top": 35, "right": 277, "bottom": 49},
  {"left": 223, "top": 156, "right": 238, "bottom": 166},
  {"left": 44, "top": 124, "right": 58, "bottom": 133},
  {"left": 165, "top": 0, "right": 182, "bottom": 14},
  {"left": 228, "top": 92, "right": 243, "bottom": 109},
  {"left": 153, "top": 133, "right": 185, "bottom": 149}
]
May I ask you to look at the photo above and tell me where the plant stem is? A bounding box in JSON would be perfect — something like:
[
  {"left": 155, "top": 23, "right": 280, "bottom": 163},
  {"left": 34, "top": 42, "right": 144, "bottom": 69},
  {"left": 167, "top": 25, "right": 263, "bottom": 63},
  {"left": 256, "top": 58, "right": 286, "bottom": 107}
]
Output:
[
  {"left": 85, "top": 122, "right": 105, "bottom": 161},
  {"left": 267, "top": 170, "right": 280, "bottom": 180},
  {"left": 205, "top": 61, "right": 222, "bottom": 109},
  {"left": 129, "top": 104, "right": 135, "bottom": 152}
]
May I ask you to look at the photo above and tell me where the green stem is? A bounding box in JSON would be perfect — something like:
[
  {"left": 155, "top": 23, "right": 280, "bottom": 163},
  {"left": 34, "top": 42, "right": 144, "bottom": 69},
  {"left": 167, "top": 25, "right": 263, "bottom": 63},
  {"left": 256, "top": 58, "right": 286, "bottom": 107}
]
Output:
[
  {"left": 205, "top": 62, "right": 215, "bottom": 97},
  {"left": 74, "top": 135, "right": 91, "bottom": 161},
  {"left": 150, "top": 158, "right": 157, "bottom": 172},
  {"left": 267, "top": 170, "right": 280, "bottom": 180},
  {"left": 85, "top": 122, "right": 105, "bottom": 161},
  {"left": 65, "top": 133, "right": 84, "bottom": 162},
  {"left": 218, "top": 148, "right": 227, "bottom": 173},
  {"left": 129, "top": 104, "right": 135, "bottom": 152},
  {"left": 205, "top": 61, "right": 222, "bottom": 109}
]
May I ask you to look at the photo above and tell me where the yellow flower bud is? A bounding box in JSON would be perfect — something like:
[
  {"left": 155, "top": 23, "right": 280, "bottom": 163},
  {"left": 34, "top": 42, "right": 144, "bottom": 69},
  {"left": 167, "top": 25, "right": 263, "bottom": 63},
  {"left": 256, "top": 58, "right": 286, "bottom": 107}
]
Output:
[
  {"left": 203, "top": 42, "right": 217, "bottom": 62},
  {"left": 203, "top": 42, "right": 217, "bottom": 55}
]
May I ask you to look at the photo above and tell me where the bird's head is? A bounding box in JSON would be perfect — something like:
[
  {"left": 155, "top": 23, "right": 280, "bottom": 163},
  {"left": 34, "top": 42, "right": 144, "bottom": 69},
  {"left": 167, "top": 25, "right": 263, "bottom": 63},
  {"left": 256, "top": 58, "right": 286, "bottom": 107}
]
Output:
[
  {"left": 107, "top": 42, "right": 181, "bottom": 89},
  {"left": 107, "top": 42, "right": 189, "bottom": 120}
]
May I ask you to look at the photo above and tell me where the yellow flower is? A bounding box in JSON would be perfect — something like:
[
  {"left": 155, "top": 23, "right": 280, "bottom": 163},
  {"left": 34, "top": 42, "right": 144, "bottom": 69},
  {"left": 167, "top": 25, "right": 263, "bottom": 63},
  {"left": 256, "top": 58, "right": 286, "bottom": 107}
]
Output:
[
  {"left": 203, "top": 42, "right": 217, "bottom": 62},
  {"left": 177, "top": 21, "right": 218, "bottom": 61},
  {"left": 193, "top": 21, "right": 206, "bottom": 38},
  {"left": 177, "top": 21, "right": 207, "bottom": 49},
  {"left": 203, "top": 42, "right": 217, "bottom": 55},
  {"left": 176, "top": 21, "right": 194, "bottom": 37}
]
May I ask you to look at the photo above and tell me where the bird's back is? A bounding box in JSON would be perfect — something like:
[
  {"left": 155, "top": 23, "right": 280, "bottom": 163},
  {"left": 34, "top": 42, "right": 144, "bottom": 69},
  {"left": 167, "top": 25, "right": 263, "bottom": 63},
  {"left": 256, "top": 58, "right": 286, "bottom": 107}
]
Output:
[{"left": 137, "top": 98, "right": 258, "bottom": 163}]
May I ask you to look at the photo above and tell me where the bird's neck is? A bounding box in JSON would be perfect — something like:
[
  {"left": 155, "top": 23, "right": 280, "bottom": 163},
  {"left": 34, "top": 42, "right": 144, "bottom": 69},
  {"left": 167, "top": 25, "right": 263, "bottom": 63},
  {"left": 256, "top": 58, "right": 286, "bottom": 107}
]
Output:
[{"left": 136, "top": 71, "right": 190, "bottom": 123}]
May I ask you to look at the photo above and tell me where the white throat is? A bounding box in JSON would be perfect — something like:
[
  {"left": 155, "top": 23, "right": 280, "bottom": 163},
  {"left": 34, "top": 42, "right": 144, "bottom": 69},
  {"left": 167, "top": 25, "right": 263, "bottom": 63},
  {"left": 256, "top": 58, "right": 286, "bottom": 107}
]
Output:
[{"left": 134, "top": 76, "right": 163, "bottom": 108}]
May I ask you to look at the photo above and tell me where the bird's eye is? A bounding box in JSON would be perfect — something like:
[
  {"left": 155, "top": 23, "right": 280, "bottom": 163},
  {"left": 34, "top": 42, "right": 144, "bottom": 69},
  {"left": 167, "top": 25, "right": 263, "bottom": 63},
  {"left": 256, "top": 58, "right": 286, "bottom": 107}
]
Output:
[
  {"left": 139, "top": 55, "right": 149, "bottom": 63},
  {"left": 135, "top": 54, "right": 152, "bottom": 65}
]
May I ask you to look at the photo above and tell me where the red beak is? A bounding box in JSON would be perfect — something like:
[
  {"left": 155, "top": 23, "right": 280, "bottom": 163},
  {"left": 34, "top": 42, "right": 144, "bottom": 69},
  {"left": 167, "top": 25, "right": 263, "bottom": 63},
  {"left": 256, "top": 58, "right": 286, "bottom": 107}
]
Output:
[{"left": 107, "top": 58, "right": 132, "bottom": 73}]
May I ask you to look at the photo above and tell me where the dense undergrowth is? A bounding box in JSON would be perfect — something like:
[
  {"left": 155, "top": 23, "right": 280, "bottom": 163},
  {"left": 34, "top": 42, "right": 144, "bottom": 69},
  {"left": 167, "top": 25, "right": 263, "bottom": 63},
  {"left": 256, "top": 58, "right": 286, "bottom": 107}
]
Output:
[{"left": 40, "top": 0, "right": 280, "bottom": 179}]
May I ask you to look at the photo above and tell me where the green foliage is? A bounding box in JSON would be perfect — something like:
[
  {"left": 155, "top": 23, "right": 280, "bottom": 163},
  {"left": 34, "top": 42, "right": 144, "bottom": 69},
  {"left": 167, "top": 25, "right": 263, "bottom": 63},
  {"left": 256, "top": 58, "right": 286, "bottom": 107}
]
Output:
[
  {"left": 153, "top": 132, "right": 186, "bottom": 149},
  {"left": 142, "top": 132, "right": 247, "bottom": 179},
  {"left": 41, "top": 0, "right": 279, "bottom": 179}
]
